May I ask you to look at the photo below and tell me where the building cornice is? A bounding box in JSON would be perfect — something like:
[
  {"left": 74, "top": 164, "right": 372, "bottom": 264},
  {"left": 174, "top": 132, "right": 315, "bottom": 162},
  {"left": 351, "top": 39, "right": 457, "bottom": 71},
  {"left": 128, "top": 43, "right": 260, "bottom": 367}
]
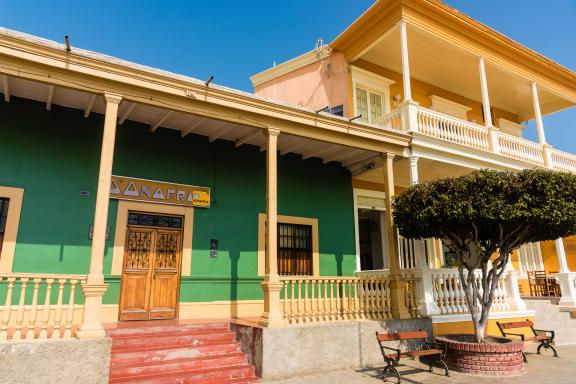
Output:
[
  {"left": 0, "top": 28, "right": 410, "bottom": 154},
  {"left": 330, "top": 0, "right": 576, "bottom": 101}
]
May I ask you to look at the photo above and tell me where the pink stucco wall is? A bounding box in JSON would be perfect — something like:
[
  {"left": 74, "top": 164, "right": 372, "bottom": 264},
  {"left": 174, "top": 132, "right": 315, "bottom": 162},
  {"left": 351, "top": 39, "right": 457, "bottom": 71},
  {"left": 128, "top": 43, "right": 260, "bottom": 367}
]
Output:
[{"left": 254, "top": 51, "right": 350, "bottom": 116}]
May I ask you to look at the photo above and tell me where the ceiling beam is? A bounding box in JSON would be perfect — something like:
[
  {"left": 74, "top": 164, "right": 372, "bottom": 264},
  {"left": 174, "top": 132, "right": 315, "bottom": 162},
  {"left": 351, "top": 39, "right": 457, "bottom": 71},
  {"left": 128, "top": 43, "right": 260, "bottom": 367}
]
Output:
[
  {"left": 119, "top": 102, "right": 136, "bottom": 124},
  {"left": 181, "top": 117, "right": 206, "bottom": 137},
  {"left": 209, "top": 124, "right": 234, "bottom": 143},
  {"left": 83, "top": 94, "right": 97, "bottom": 118},
  {"left": 342, "top": 152, "right": 380, "bottom": 168},
  {"left": 323, "top": 148, "right": 364, "bottom": 164},
  {"left": 46, "top": 85, "right": 55, "bottom": 110},
  {"left": 348, "top": 156, "right": 383, "bottom": 177},
  {"left": 280, "top": 139, "right": 309, "bottom": 156},
  {"left": 235, "top": 129, "right": 262, "bottom": 147},
  {"left": 1, "top": 75, "right": 10, "bottom": 102},
  {"left": 302, "top": 144, "right": 340, "bottom": 160},
  {"left": 150, "top": 110, "right": 173, "bottom": 132}
]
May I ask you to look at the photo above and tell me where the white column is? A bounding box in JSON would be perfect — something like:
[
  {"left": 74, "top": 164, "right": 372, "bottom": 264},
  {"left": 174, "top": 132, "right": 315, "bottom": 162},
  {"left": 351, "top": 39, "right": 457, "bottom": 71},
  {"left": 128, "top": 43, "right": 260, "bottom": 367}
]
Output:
[
  {"left": 554, "top": 238, "right": 576, "bottom": 307},
  {"left": 504, "top": 257, "right": 527, "bottom": 311},
  {"left": 78, "top": 93, "right": 122, "bottom": 339},
  {"left": 556, "top": 238, "right": 570, "bottom": 273},
  {"left": 478, "top": 57, "right": 493, "bottom": 127},
  {"left": 399, "top": 20, "right": 412, "bottom": 102},
  {"left": 531, "top": 82, "right": 547, "bottom": 145},
  {"left": 408, "top": 155, "right": 419, "bottom": 186},
  {"left": 259, "top": 128, "right": 285, "bottom": 327}
]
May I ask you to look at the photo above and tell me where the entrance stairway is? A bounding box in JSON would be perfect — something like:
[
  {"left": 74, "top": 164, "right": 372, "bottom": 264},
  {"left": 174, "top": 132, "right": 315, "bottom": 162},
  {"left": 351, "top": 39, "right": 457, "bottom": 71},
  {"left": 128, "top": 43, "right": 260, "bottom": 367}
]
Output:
[
  {"left": 106, "top": 322, "right": 260, "bottom": 383},
  {"left": 524, "top": 297, "right": 576, "bottom": 346}
]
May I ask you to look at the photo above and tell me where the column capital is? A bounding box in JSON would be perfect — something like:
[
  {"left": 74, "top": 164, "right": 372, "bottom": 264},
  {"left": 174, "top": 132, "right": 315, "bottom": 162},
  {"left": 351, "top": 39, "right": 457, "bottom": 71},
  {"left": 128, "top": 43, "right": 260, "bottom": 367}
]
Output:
[
  {"left": 266, "top": 128, "right": 281, "bottom": 137},
  {"left": 104, "top": 93, "right": 123, "bottom": 104},
  {"left": 408, "top": 154, "right": 419, "bottom": 163},
  {"left": 380, "top": 152, "right": 395, "bottom": 162}
]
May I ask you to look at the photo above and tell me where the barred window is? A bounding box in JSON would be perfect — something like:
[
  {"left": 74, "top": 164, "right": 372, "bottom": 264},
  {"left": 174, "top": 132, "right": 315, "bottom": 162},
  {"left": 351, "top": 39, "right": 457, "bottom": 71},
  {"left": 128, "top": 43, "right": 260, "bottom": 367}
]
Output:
[
  {"left": 278, "top": 223, "right": 312, "bottom": 276},
  {"left": 128, "top": 212, "right": 183, "bottom": 229},
  {"left": 0, "top": 198, "right": 9, "bottom": 254}
]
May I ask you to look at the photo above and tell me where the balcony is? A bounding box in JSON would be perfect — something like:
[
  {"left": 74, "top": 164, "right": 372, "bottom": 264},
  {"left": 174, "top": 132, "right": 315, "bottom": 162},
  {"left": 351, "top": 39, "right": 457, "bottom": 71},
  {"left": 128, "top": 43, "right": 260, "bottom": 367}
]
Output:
[{"left": 379, "top": 102, "right": 576, "bottom": 173}]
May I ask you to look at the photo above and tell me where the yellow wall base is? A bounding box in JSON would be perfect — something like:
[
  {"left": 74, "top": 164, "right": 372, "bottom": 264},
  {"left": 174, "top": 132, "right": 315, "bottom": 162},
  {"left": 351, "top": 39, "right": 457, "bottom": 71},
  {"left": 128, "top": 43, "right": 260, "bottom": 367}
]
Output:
[{"left": 432, "top": 314, "right": 536, "bottom": 339}]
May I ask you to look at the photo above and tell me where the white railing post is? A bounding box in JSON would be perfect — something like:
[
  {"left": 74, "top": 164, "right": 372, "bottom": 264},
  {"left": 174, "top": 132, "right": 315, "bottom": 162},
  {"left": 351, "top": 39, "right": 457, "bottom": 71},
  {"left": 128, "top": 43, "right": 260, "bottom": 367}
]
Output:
[
  {"left": 553, "top": 238, "right": 576, "bottom": 307},
  {"left": 488, "top": 127, "right": 501, "bottom": 154},
  {"left": 504, "top": 263, "right": 527, "bottom": 311},
  {"left": 543, "top": 144, "right": 553, "bottom": 169}
]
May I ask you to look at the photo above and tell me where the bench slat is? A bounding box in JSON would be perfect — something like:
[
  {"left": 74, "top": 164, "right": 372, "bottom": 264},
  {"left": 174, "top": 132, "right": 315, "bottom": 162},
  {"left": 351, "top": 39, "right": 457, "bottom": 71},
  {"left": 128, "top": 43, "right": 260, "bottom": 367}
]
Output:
[
  {"left": 499, "top": 320, "right": 533, "bottom": 329},
  {"left": 377, "top": 331, "right": 429, "bottom": 342}
]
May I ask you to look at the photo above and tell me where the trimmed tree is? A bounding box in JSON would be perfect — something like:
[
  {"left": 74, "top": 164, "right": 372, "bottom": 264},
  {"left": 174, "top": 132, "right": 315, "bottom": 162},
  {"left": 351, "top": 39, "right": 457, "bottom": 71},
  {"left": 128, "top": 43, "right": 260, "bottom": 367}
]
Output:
[{"left": 393, "top": 169, "right": 576, "bottom": 343}]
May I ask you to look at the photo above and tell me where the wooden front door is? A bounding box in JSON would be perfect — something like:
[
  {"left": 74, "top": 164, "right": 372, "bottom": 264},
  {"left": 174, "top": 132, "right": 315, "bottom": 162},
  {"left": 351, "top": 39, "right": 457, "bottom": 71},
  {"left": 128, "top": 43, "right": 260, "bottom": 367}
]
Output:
[{"left": 119, "top": 213, "right": 183, "bottom": 321}]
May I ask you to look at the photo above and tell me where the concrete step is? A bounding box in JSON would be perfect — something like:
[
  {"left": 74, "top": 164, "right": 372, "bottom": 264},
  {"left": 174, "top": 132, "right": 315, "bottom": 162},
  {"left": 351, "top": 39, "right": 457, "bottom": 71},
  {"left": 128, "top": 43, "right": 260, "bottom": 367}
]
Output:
[
  {"left": 110, "top": 352, "right": 247, "bottom": 379},
  {"left": 106, "top": 322, "right": 229, "bottom": 338},
  {"left": 109, "top": 364, "right": 257, "bottom": 383},
  {"left": 110, "top": 341, "right": 241, "bottom": 365},
  {"left": 111, "top": 330, "right": 236, "bottom": 350}
]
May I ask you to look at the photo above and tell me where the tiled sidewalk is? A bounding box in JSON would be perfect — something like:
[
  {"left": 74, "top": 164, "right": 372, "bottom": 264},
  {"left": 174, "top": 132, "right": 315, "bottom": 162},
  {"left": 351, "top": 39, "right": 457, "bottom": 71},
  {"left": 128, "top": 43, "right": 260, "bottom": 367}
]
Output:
[{"left": 264, "top": 344, "right": 576, "bottom": 384}]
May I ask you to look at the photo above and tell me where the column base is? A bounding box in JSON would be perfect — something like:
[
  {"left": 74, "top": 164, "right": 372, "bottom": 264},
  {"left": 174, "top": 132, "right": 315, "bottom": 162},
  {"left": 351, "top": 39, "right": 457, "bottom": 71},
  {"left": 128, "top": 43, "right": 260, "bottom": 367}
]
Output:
[
  {"left": 77, "top": 283, "right": 108, "bottom": 339},
  {"left": 555, "top": 272, "right": 576, "bottom": 307},
  {"left": 389, "top": 279, "right": 412, "bottom": 319},
  {"left": 259, "top": 280, "right": 286, "bottom": 327}
]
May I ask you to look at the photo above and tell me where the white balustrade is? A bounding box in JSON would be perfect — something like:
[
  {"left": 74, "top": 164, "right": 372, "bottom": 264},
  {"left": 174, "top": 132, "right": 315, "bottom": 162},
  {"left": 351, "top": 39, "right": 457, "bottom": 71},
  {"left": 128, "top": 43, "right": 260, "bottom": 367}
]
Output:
[
  {"left": 376, "top": 109, "right": 403, "bottom": 131},
  {"left": 415, "top": 107, "right": 490, "bottom": 151},
  {"left": 375, "top": 105, "right": 576, "bottom": 174},
  {"left": 430, "top": 268, "right": 511, "bottom": 315},
  {"left": 0, "top": 273, "right": 87, "bottom": 341},
  {"left": 280, "top": 275, "right": 419, "bottom": 324},
  {"left": 498, "top": 132, "right": 545, "bottom": 166}
]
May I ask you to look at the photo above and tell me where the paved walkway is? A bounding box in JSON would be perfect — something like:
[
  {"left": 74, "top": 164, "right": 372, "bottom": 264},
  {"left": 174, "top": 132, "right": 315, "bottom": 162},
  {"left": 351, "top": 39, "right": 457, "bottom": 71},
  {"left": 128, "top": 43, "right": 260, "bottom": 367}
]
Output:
[{"left": 264, "top": 344, "right": 576, "bottom": 384}]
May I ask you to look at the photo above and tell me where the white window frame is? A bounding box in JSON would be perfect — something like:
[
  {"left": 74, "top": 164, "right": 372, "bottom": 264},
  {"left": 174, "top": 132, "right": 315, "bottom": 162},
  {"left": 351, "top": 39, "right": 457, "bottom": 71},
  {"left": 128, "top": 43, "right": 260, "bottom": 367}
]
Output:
[{"left": 351, "top": 66, "right": 395, "bottom": 124}]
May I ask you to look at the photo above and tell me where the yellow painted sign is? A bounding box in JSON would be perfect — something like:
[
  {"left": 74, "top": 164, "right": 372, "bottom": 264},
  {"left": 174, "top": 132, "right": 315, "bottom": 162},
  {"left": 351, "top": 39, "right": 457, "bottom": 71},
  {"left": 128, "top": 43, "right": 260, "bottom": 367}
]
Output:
[{"left": 110, "top": 176, "right": 210, "bottom": 208}]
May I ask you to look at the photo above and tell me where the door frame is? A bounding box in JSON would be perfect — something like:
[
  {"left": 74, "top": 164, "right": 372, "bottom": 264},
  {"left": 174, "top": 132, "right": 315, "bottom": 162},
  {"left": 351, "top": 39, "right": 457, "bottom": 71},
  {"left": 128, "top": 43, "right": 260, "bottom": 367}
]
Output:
[
  {"left": 111, "top": 200, "right": 194, "bottom": 276},
  {"left": 353, "top": 188, "right": 389, "bottom": 272},
  {"left": 119, "top": 218, "right": 183, "bottom": 321}
]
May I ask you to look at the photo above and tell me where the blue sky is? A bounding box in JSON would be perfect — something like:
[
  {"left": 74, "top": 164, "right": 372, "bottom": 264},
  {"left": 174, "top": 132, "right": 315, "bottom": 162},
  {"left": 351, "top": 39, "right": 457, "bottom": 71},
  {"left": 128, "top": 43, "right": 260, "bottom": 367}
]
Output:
[{"left": 1, "top": 1, "right": 575, "bottom": 152}]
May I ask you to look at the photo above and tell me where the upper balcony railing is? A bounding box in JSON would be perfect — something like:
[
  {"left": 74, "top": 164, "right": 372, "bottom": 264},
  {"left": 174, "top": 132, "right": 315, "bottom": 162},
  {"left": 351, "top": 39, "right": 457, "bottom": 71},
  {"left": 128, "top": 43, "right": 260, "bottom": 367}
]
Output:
[{"left": 379, "top": 103, "right": 576, "bottom": 172}]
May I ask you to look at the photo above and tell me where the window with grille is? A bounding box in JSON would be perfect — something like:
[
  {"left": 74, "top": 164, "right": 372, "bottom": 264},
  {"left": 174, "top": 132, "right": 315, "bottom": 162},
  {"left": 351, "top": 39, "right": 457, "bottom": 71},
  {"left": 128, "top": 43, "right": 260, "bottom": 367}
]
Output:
[
  {"left": 127, "top": 212, "right": 183, "bottom": 229},
  {"left": 0, "top": 198, "right": 9, "bottom": 254},
  {"left": 278, "top": 223, "right": 313, "bottom": 276},
  {"left": 356, "top": 87, "right": 383, "bottom": 123}
]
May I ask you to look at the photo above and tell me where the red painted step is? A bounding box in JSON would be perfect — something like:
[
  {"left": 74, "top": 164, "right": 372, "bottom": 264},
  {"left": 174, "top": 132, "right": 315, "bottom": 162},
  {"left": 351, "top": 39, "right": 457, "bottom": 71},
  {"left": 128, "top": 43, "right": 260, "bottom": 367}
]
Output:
[{"left": 107, "top": 322, "right": 260, "bottom": 384}]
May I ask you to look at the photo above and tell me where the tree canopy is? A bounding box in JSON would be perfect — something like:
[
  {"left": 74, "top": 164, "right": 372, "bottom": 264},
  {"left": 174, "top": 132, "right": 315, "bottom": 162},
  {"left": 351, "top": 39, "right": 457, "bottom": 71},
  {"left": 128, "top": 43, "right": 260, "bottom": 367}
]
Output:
[
  {"left": 393, "top": 169, "right": 576, "bottom": 255},
  {"left": 392, "top": 169, "right": 576, "bottom": 342}
]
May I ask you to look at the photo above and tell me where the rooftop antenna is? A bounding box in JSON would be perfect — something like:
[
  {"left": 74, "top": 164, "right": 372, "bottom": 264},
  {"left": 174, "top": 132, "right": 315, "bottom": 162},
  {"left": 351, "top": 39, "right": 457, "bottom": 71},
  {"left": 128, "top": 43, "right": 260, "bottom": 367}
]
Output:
[
  {"left": 64, "top": 35, "right": 71, "bottom": 52},
  {"left": 205, "top": 76, "right": 214, "bottom": 86},
  {"left": 314, "top": 38, "right": 324, "bottom": 59}
]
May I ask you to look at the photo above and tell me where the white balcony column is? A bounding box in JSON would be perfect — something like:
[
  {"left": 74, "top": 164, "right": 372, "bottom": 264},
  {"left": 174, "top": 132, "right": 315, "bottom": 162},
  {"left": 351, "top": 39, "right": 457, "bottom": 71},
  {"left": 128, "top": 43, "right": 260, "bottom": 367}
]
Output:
[
  {"left": 531, "top": 82, "right": 553, "bottom": 168},
  {"left": 408, "top": 155, "right": 419, "bottom": 186},
  {"left": 78, "top": 93, "right": 122, "bottom": 339},
  {"left": 554, "top": 238, "right": 576, "bottom": 307},
  {"left": 478, "top": 57, "right": 493, "bottom": 128},
  {"left": 399, "top": 20, "right": 412, "bottom": 102},
  {"left": 259, "top": 128, "right": 285, "bottom": 327},
  {"left": 479, "top": 57, "right": 500, "bottom": 154}
]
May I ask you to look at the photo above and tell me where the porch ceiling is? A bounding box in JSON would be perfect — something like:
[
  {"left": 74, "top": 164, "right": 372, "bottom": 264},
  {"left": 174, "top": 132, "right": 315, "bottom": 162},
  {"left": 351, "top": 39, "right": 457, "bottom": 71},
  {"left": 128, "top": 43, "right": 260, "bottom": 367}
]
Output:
[
  {"left": 1, "top": 75, "right": 380, "bottom": 174},
  {"left": 358, "top": 24, "right": 575, "bottom": 122},
  {"left": 354, "top": 157, "right": 475, "bottom": 188}
]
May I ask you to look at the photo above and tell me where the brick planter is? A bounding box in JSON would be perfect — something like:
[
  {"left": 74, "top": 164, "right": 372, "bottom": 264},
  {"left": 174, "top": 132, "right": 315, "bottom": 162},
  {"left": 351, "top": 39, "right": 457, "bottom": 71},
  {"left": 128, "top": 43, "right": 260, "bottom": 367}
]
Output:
[{"left": 436, "top": 335, "right": 524, "bottom": 376}]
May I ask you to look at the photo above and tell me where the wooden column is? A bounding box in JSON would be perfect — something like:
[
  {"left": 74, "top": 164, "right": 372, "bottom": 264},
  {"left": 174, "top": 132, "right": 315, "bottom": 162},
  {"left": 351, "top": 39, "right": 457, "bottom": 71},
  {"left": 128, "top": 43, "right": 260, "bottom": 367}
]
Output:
[
  {"left": 382, "top": 153, "right": 411, "bottom": 319},
  {"left": 77, "top": 93, "right": 121, "bottom": 339},
  {"left": 259, "top": 128, "right": 284, "bottom": 327}
]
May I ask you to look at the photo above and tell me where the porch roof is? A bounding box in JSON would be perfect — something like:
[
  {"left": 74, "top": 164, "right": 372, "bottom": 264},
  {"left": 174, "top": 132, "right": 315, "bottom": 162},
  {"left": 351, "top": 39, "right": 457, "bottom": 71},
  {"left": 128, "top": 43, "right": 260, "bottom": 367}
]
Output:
[{"left": 0, "top": 27, "right": 410, "bottom": 174}]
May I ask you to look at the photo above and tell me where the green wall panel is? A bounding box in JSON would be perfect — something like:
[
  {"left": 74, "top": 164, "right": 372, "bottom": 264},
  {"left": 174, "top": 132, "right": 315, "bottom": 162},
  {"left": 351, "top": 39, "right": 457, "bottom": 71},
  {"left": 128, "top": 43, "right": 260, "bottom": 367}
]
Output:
[{"left": 0, "top": 98, "right": 356, "bottom": 306}]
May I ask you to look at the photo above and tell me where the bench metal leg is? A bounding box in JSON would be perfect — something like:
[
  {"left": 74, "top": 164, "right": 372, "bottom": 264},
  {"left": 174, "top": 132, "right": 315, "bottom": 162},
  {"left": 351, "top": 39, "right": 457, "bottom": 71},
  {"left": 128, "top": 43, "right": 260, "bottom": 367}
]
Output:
[
  {"left": 382, "top": 364, "right": 401, "bottom": 383},
  {"left": 428, "top": 360, "right": 449, "bottom": 376},
  {"left": 537, "top": 341, "right": 558, "bottom": 358}
]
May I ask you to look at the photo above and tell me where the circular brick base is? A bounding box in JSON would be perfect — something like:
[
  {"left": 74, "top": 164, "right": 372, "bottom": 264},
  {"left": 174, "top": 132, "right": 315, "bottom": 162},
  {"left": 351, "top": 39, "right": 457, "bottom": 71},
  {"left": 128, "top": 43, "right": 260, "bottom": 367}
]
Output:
[{"left": 436, "top": 335, "right": 524, "bottom": 376}]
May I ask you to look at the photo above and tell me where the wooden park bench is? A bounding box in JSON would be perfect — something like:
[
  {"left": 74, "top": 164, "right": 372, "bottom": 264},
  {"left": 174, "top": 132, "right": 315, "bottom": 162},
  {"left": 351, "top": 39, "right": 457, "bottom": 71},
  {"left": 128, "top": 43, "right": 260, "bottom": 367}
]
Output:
[
  {"left": 496, "top": 319, "right": 558, "bottom": 362},
  {"left": 376, "top": 331, "right": 448, "bottom": 383}
]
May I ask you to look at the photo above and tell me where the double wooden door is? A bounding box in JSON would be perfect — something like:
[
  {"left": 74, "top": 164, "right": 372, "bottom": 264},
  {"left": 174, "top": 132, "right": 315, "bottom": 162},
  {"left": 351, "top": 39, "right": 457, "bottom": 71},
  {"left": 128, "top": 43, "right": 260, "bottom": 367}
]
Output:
[{"left": 119, "top": 216, "right": 182, "bottom": 321}]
